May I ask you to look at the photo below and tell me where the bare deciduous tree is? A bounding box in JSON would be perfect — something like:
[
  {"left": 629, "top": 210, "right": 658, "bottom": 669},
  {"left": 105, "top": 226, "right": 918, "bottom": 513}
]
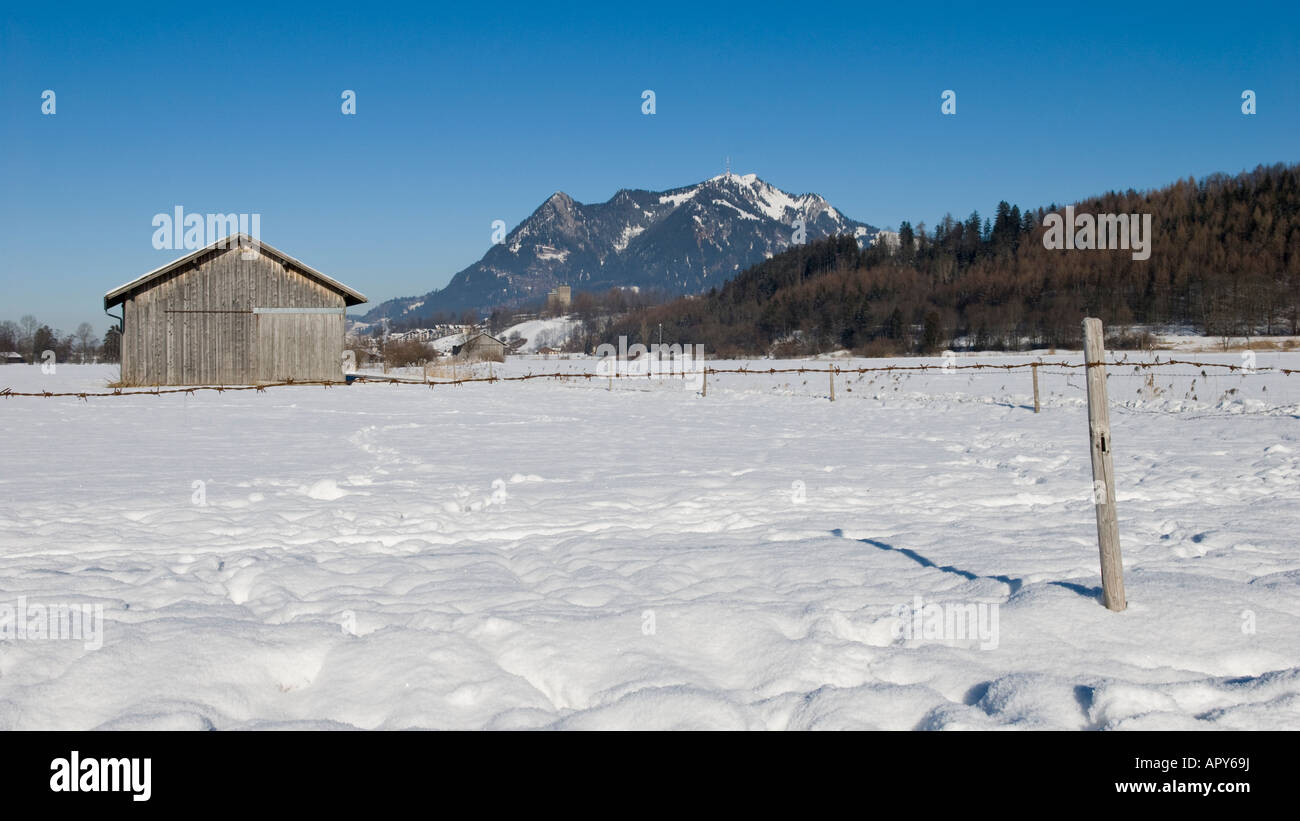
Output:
[{"left": 75, "top": 322, "right": 96, "bottom": 363}]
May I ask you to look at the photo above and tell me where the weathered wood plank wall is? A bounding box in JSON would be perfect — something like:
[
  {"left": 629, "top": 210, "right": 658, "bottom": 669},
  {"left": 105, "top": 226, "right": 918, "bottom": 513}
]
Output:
[{"left": 120, "top": 245, "right": 348, "bottom": 386}]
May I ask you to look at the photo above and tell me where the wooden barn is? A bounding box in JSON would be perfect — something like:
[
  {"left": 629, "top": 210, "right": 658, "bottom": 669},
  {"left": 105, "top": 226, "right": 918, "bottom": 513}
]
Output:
[
  {"left": 451, "top": 332, "right": 506, "bottom": 362},
  {"left": 104, "top": 235, "right": 366, "bottom": 386}
]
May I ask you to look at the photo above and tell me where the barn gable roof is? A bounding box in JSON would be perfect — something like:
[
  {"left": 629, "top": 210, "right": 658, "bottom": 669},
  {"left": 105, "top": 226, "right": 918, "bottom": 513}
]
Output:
[{"left": 104, "top": 234, "right": 367, "bottom": 309}]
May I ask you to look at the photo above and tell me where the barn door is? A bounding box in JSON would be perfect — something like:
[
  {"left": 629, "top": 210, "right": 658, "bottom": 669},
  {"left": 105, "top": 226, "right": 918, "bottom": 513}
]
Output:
[
  {"left": 164, "top": 308, "right": 247, "bottom": 385},
  {"left": 253, "top": 307, "right": 346, "bottom": 383}
]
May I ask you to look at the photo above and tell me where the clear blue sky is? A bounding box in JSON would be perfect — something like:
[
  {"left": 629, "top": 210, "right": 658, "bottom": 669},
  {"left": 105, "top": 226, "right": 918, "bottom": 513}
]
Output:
[{"left": 2, "top": 0, "right": 1297, "bottom": 333}]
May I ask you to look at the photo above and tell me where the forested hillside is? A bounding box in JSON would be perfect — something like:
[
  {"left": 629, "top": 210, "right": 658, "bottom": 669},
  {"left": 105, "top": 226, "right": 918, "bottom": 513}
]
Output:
[{"left": 602, "top": 163, "right": 1300, "bottom": 355}]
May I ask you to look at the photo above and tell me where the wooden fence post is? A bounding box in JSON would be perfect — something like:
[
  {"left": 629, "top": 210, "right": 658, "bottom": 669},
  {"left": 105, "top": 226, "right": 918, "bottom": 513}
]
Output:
[
  {"left": 1083, "top": 318, "right": 1126, "bottom": 612},
  {"left": 829, "top": 366, "right": 835, "bottom": 402},
  {"left": 702, "top": 365, "right": 707, "bottom": 397},
  {"left": 1032, "top": 362, "right": 1040, "bottom": 413}
]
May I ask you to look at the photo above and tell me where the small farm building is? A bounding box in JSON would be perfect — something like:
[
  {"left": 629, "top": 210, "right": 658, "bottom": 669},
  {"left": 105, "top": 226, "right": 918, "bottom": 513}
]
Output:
[
  {"left": 104, "top": 235, "right": 366, "bottom": 386},
  {"left": 452, "top": 332, "right": 507, "bottom": 362}
]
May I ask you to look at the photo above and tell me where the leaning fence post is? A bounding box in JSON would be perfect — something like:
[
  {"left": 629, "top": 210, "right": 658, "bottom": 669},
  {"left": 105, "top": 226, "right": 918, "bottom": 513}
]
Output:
[
  {"left": 1032, "top": 362, "right": 1040, "bottom": 413},
  {"left": 1083, "top": 318, "right": 1126, "bottom": 612}
]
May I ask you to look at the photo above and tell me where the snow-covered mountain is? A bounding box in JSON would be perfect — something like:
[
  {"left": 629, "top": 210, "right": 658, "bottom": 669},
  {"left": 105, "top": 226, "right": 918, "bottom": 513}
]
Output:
[{"left": 363, "top": 173, "right": 877, "bottom": 322}]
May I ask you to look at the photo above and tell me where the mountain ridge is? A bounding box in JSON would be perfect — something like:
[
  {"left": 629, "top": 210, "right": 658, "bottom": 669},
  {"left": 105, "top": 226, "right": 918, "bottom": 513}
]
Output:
[{"left": 362, "top": 173, "right": 878, "bottom": 325}]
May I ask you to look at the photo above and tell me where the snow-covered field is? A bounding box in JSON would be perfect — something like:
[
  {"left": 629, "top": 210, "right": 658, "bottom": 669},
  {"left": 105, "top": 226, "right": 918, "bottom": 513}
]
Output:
[{"left": 1, "top": 352, "right": 1298, "bottom": 730}]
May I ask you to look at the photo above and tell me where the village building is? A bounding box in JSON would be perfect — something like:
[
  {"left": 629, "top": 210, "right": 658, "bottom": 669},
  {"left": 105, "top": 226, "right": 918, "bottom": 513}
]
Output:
[{"left": 546, "top": 285, "right": 571, "bottom": 312}]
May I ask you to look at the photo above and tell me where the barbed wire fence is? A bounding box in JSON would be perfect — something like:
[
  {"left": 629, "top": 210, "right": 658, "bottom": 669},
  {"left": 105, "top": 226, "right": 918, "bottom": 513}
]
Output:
[{"left": 2, "top": 357, "right": 1296, "bottom": 412}]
